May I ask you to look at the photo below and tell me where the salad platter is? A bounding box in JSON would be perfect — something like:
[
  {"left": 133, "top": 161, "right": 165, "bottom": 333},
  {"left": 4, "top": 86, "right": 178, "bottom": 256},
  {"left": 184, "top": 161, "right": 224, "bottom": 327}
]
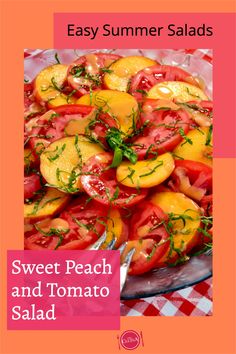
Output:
[{"left": 24, "top": 49, "right": 213, "bottom": 299}]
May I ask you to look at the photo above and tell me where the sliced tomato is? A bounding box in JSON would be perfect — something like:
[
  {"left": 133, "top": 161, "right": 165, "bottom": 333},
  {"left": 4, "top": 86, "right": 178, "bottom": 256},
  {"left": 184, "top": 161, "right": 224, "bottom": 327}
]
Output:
[
  {"left": 133, "top": 101, "right": 192, "bottom": 159},
  {"left": 67, "top": 53, "right": 121, "bottom": 96},
  {"left": 129, "top": 65, "right": 199, "bottom": 101},
  {"left": 121, "top": 238, "right": 169, "bottom": 275},
  {"left": 24, "top": 174, "right": 41, "bottom": 200},
  {"left": 24, "top": 83, "right": 34, "bottom": 107},
  {"left": 24, "top": 82, "right": 45, "bottom": 120},
  {"left": 181, "top": 100, "right": 213, "bottom": 127},
  {"left": 27, "top": 104, "right": 111, "bottom": 153},
  {"left": 81, "top": 153, "right": 148, "bottom": 207},
  {"left": 59, "top": 196, "right": 108, "bottom": 249},
  {"left": 188, "top": 100, "right": 213, "bottom": 118},
  {"left": 24, "top": 195, "right": 107, "bottom": 250},
  {"left": 130, "top": 201, "right": 169, "bottom": 243},
  {"left": 201, "top": 194, "right": 213, "bottom": 217},
  {"left": 168, "top": 160, "right": 212, "bottom": 201}
]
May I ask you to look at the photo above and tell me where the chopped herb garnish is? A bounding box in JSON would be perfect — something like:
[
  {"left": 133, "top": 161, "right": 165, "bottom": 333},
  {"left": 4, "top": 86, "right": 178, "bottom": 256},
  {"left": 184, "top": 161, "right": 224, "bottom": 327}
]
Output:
[
  {"left": 120, "top": 166, "right": 136, "bottom": 184},
  {"left": 136, "top": 89, "right": 147, "bottom": 96},
  {"left": 54, "top": 52, "right": 61, "bottom": 64},
  {"left": 101, "top": 67, "right": 113, "bottom": 74},
  {"left": 179, "top": 128, "right": 193, "bottom": 146},
  {"left": 186, "top": 87, "right": 201, "bottom": 99},
  {"left": 205, "top": 124, "right": 213, "bottom": 147},
  {"left": 139, "top": 160, "right": 163, "bottom": 178},
  {"left": 66, "top": 89, "right": 77, "bottom": 103},
  {"left": 46, "top": 144, "right": 66, "bottom": 162},
  {"left": 48, "top": 112, "right": 59, "bottom": 122},
  {"left": 51, "top": 77, "right": 63, "bottom": 92},
  {"left": 110, "top": 147, "right": 123, "bottom": 168},
  {"left": 40, "top": 197, "right": 61, "bottom": 209},
  {"left": 171, "top": 152, "right": 184, "bottom": 160},
  {"left": 27, "top": 190, "right": 46, "bottom": 216},
  {"left": 106, "top": 128, "right": 138, "bottom": 165},
  {"left": 35, "top": 225, "right": 69, "bottom": 250},
  {"left": 153, "top": 106, "right": 171, "bottom": 111}
]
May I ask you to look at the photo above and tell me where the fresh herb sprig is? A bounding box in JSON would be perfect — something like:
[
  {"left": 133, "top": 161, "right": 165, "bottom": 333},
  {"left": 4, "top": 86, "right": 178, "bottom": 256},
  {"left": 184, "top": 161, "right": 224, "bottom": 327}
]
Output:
[{"left": 106, "top": 127, "right": 137, "bottom": 167}]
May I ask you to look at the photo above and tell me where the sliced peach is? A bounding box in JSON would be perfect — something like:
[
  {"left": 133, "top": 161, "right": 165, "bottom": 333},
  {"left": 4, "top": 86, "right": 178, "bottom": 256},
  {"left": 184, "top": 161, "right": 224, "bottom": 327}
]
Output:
[
  {"left": 33, "top": 217, "right": 70, "bottom": 233},
  {"left": 173, "top": 127, "right": 212, "bottom": 167},
  {"left": 103, "top": 56, "right": 157, "bottom": 92},
  {"left": 40, "top": 136, "right": 104, "bottom": 192},
  {"left": 77, "top": 90, "right": 138, "bottom": 134},
  {"left": 147, "top": 81, "right": 208, "bottom": 102},
  {"left": 64, "top": 108, "right": 97, "bottom": 136},
  {"left": 34, "top": 64, "right": 76, "bottom": 107},
  {"left": 24, "top": 187, "right": 70, "bottom": 224},
  {"left": 102, "top": 209, "right": 128, "bottom": 249},
  {"left": 116, "top": 152, "right": 175, "bottom": 188},
  {"left": 151, "top": 191, "right": 201, "bottom": 264},
  {"left": 47, "top": 93, "right": 77, "bottom": 108}
]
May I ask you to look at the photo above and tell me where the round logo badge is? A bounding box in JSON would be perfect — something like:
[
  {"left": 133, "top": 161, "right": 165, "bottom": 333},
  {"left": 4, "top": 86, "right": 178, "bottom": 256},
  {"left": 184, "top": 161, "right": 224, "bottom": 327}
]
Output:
[{"left": 120, "top": 330, "right": 141, "bottom": 350}]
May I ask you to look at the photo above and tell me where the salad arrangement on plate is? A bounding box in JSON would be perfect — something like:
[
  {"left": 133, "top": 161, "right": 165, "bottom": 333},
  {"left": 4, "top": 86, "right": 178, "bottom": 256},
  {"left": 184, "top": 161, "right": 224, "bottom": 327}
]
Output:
[{"left": 24, "top": 51, "right": 213, "bottom": 275}]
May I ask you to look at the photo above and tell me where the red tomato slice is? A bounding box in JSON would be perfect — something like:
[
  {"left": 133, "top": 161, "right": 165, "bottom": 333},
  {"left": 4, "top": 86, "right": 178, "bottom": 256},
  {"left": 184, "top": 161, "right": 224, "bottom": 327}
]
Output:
[
  {"left": 24, "top": 195, "right": 107, "bottom": 250},
  {"left": 130, "top": 65, "right": 199, "bottom": 100},
  {"left": 24, "top": 83, "right": 34, "bottom": 106},
  {"left": 133, "top": 101, "right": 191, "bottom": 159},
  {"left": 201, "top": 194, "right": 213, "bottom": 217},
  {"left": 27, "top": 104, "right": 114, "bottom": 152},
  {"left": 183, "top": 101, "right": 213, "bottom": 127},
  {"left": 24, "top": 83, "right": 45, "bottom": 119},
  {"left": 67, "top": 53, "right": 121, "bottom": 96},
  {"left": 130, "top": 201, "right": 168, "bottom": 243},
  {"left": 81, "top": 153, "right": 148, "bottom": 207},
  {"left": 188, "top": 100, "right": 213, "bottom": 118},
  {"left": 122, "top": 238, "right": 169, "bottom": 275},
  {"left": 24, "top": 174, "right": 41, "bottom": 199},
  {"left": 168, "top": 160, "right": 212, "bottom": 201}
]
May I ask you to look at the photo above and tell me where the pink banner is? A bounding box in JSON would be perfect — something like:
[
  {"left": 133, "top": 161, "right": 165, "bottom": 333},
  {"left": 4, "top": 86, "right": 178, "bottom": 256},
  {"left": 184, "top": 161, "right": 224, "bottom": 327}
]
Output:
[
  {"left": 53, "top": 13, "right": 236, "bottom": 158},
  {"left": 7, "top": 250, "right": 120, "bottom": 330}
]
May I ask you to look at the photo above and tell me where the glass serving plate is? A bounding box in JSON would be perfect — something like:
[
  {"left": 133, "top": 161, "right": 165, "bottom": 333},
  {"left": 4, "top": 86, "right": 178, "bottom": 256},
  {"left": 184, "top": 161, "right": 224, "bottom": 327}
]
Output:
[{"left": 24, "top": 49, "right": 213, "bottom": 300}]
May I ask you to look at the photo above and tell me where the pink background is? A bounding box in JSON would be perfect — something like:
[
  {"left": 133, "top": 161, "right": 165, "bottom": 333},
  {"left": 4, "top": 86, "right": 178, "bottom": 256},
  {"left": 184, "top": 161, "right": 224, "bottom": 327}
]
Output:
[
  {"left": 54, "top": 13, "right": 236, "bottom": 158},
  {"left": 7, "top": 250, "right": 120, "bottom": 330}
]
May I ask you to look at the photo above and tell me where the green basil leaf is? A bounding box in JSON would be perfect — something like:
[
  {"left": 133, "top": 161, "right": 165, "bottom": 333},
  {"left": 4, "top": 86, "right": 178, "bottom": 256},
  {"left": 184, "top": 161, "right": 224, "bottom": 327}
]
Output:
[{"left": 110, "top": 147, "right": 123, "bottom": 168}]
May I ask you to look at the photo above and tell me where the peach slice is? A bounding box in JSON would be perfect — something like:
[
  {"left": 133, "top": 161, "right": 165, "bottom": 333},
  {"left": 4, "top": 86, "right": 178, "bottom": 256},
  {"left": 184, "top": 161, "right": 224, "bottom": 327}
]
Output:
[
  {"left": 147, "top": 81, "right": 208, "bottom": 102},
  {"left": 32, "top": 217, "right": 70, "bottom": 233},
  {"left": 47, "top": 94, "right": 77, "bottom": 108},
  {"left": 64, "top": 108, "right": 97, "bottom": 136},
  {"left": 34, "top": 64, "right": 76, "bottom": 107},
  {"left": 102, "top": 209, "right": 128, "bottom": 249},
  {"left": 103, "top": 56, "right": 157, "bottom": 92},
  {"left": 40, "top": 136, "right": 104, "bottom": 192},
  {"left": 173, "top": 127, "right": 212, "bottom": 167},
  {"left": 77, "top": 90, "right": 138, "bottom": 134},
  {"left": 24, "top": 187, "right": 70, "bottom": 224},
  {"left": 116, "top": 152, "right": 175, "bottom": 188},
  {"left": 151, "top": 191, "right": 201, "bottom": 264}
]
